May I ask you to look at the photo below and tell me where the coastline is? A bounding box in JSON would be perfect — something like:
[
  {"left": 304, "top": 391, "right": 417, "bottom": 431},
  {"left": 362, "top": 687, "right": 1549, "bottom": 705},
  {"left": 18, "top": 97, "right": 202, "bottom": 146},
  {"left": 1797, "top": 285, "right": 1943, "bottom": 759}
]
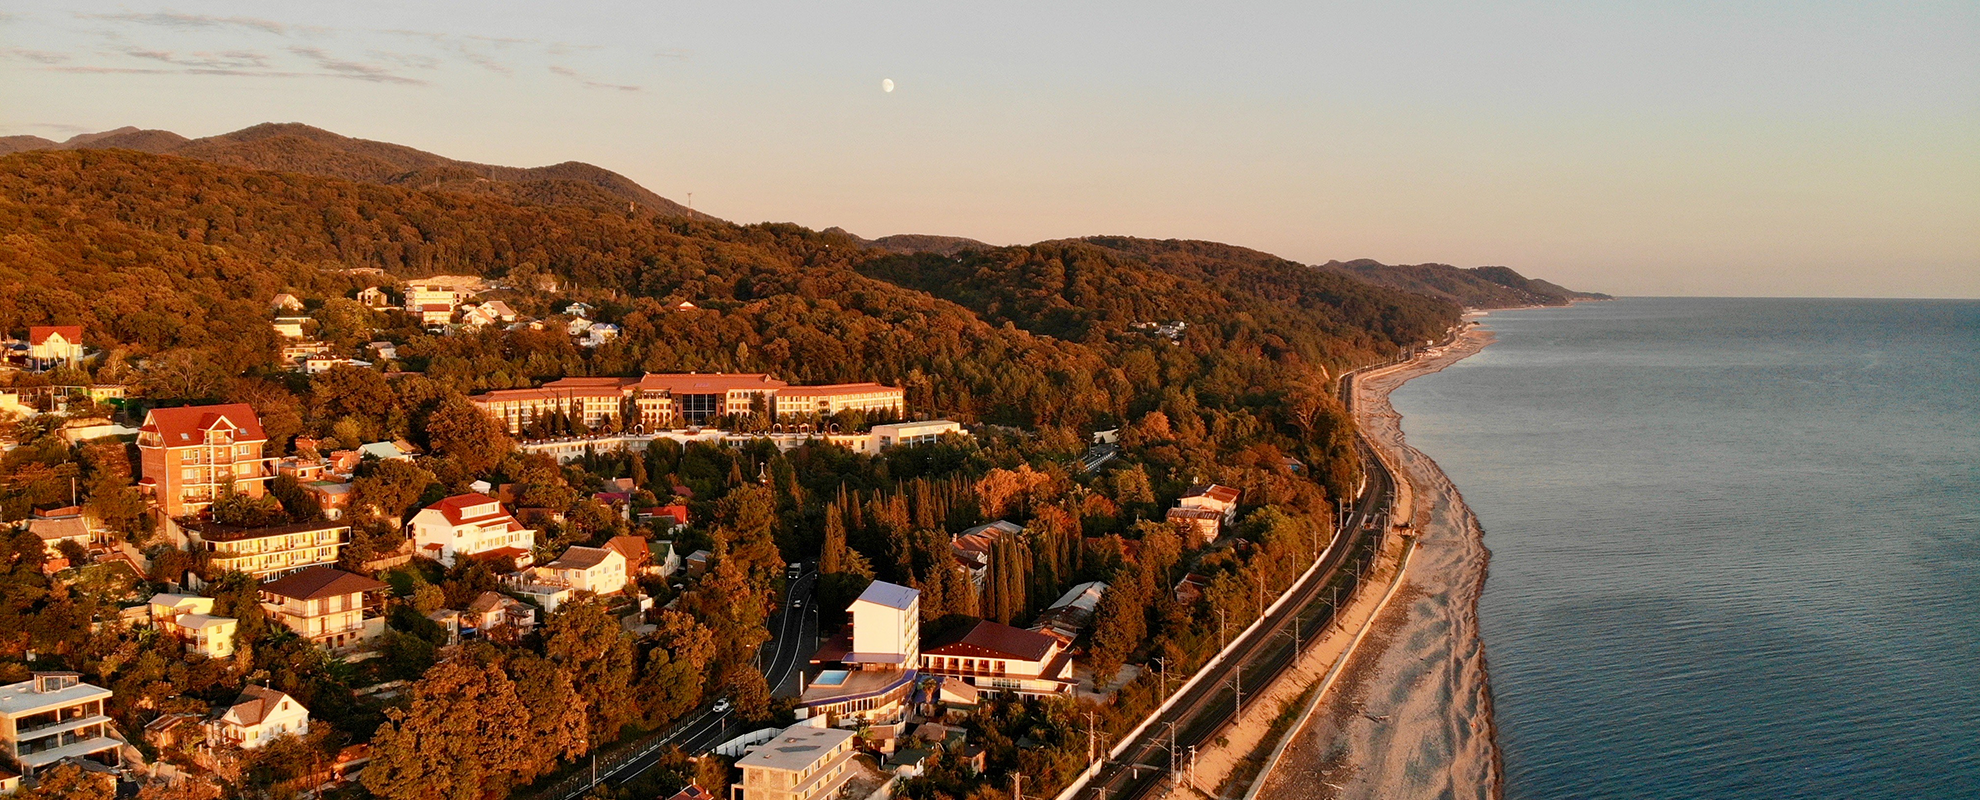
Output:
[{"left": 1257, "top": 326, "right": 1502, "bottom": 800}]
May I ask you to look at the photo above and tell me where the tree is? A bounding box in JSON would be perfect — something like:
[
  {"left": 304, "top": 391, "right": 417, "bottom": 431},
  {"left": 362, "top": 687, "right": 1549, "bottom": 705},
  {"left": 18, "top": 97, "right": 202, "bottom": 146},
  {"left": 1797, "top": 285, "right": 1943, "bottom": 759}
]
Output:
[
  {"left": 543, "top": 595, "right": 638, "bottom": 743},
  {"left": 351, "top": 459, "right": 436, "bottom": 521},
  {"left": 639, "top": 611, "right": 714, "bottom": 725},
  {"left": 207, "top": 483, "right": 285, "bottom": 528},
  {"left": 310, "top": 364, "right": 394, "bottom": 423},
  {"left": 726, "top": 665, "right": 772, "bottom": 723},
  {"left": 269, "top": 474, "right": 324, "bottom": 523},
  {"left": 423, "top": 394, "right": 512, "bottom": 478},
  {"left": 362, "top": 657, "right": 535, "bottom": 800},
  {"left": 137, "top": 349, "right": 228, "bottom": 401},
  {"left": 503, "top": 651, "right": 589, "bottom": 780},
  {"left": 14, "top": 762, "right": 113, "bottom": 800},
  {"left": 228, "top": 378, "right": 305, "bottom": 452}
]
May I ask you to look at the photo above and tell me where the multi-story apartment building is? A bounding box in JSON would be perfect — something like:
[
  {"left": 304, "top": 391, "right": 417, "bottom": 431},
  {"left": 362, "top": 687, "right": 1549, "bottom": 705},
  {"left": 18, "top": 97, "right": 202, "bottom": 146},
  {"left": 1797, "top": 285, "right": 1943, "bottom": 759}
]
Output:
[
  {"left": 771, "top": 382, "right": 905, "bottom": 421},
  {"left": 137, "top": 404, "right": 276, "bottom": 518},
  {"left": 409, "top": 494, "right": 536, "bottom": 567},
  {"left": 258, "top": 567, "right": 387, "bottom": 652},
  {"left": 731, "top": 724, "right": 858, "bottom": 800},
  {"left": 0, "top": 673, "right": 122, "bottom": 777},
  {"left": 191, "top": 521, "right": 349, "bottom": 581},
  {"left": 799, "top": 581, "right": 921, "bottom": 723}
]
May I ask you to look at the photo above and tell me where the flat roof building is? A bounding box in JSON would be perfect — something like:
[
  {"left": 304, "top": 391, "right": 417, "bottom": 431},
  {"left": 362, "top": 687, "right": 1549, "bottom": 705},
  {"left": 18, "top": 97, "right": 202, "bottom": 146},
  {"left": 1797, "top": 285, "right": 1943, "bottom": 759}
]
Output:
[
  {"left": 0, "top": 673, "right": 122, "bottom": 777},
  {"left": 732, "top": 724, "right": 858, "bottom": 800}
]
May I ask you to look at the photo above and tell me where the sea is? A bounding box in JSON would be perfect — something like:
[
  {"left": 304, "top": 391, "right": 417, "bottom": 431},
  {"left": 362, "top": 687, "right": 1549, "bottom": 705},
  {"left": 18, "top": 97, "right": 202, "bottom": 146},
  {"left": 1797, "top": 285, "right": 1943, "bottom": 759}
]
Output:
[{"left": 1386, "top": 297, "right": 1980, "bottom": 799}]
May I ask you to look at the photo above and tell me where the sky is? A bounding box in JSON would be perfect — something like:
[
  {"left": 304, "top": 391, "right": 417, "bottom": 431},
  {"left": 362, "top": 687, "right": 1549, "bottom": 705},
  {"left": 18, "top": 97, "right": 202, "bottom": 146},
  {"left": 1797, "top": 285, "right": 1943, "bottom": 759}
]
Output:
[{"left": 3, "top": 1, "right": 1976, "bottom": 298}]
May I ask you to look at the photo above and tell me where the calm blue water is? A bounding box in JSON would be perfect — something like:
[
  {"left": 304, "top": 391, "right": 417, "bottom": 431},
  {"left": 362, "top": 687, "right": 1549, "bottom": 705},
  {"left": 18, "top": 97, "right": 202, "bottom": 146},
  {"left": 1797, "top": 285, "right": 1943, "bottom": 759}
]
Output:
[{"left": 1389, "top": 298, "right": 1980, "bottom": 799}]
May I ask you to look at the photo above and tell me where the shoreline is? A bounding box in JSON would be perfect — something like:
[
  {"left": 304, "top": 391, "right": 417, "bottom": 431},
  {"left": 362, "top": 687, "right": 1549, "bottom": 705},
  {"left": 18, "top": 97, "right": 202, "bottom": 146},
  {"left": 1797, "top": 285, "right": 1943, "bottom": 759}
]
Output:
[{"left": 1257, "top": 326, "right": 1503, "bottom": 800}]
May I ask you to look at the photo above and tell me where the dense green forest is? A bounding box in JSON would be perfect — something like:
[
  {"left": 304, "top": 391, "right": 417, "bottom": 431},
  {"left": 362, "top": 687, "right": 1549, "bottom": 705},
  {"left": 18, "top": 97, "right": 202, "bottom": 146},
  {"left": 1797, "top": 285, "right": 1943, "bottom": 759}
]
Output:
[{"left": 0, "top": 144, "right": 1469, "bottom": 800}]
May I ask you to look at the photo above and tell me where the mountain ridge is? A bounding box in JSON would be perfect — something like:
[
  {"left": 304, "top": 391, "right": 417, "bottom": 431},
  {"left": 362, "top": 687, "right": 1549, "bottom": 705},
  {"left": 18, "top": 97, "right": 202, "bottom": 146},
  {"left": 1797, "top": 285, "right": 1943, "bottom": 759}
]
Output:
[{"left": 0, "top": 123, "right": 711, "bottom": 221}]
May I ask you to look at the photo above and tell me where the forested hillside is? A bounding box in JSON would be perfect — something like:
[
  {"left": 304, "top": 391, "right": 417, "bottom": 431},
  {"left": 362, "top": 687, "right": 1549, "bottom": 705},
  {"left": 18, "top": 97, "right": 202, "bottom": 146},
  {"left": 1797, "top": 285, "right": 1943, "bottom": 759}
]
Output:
[
  {"left": 1324, "top": 258, "right": 1611, "bottom": 308},
  {"left": 0, "top": 123, "right": 707, "bottom": 219},
  {"left": 0, "top": 142, "right": 1471, "bottom": 800}
]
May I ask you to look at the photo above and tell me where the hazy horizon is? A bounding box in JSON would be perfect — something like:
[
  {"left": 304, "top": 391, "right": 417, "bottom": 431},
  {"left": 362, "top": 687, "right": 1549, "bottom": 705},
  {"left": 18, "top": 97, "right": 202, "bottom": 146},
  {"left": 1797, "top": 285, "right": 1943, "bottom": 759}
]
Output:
[{"left": 4, "top": 1, "right": 1974, "bottom": 299}]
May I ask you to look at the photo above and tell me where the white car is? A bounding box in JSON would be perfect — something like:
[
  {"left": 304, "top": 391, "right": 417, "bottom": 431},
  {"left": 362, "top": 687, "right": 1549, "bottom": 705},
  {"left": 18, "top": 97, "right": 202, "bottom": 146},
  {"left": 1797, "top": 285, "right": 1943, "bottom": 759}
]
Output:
[{"left": 713, "top": 699, "right": 731, "bottom": 713}]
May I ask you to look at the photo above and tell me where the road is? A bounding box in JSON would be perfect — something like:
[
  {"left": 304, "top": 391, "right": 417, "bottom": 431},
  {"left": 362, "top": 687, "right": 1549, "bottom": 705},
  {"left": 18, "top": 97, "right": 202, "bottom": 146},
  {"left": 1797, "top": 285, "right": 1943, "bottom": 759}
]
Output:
[
  {"left": 1080, "top": 442, "right": 1120, "bottom": 473},
  {"left": 1075, "top": 403, "right": 1396, "bottom": 800},
  {"left": 569, "top": 564, "right": 820, "bottom": 795},
  {"left": 763, "top": 566, "right": 821, "bottom": 696}
]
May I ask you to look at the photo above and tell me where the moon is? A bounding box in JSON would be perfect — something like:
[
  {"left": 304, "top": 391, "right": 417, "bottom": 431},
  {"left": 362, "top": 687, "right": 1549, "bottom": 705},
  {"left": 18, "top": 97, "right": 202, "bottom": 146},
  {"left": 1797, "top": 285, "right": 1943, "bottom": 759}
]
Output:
[{"left": 881, "top": 78, "right": 895, "bottom": 93}]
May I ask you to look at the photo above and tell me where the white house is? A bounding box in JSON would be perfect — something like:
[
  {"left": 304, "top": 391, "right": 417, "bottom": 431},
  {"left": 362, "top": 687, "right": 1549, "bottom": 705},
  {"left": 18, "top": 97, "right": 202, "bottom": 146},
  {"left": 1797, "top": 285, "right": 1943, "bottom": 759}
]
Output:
[
  {"left": 464, "top": 591, "right": 536, "bottom": 637},
  {"left": 26, "top": 326, "right": 84, "bottom": 366},
  {"left": 206, "top": 686, "right": 308, "bottom": 750},
  {"left": 535, "top": 546, "right": 628, "bottom": 596},
  {"left": 409, "top": 493, "right": 537, "bottom": 567},
  {"left": 1177, "top": 483, "right": 1241, "bottom": 526},
  {"left": 149, "top": 594, "right": 238, "bottom": 659}
]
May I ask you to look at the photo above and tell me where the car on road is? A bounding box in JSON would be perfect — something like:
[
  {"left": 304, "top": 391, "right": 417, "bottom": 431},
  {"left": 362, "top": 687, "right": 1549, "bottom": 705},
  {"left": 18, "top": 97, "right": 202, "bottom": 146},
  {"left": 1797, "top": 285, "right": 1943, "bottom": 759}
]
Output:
[
  {"left": 787, "top": 562, "right": 802, "bottom": 578},
  {"left": 713, "top": 699, "right": 731, "bottom": 713}
]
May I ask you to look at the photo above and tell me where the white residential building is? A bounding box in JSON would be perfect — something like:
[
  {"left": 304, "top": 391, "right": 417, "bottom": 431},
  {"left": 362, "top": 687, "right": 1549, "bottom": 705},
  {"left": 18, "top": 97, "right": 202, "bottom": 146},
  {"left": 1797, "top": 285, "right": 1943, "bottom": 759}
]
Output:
[
  {"left": 0, "top": 673, "right": 122, "bottom": 777},
  {"left": 409, "top": 494, "right": 537, "bottom": 567},
  {"left": 732, "top": 724, "right": 858, "bottom": 800},
  {"left": 849, "top": 581, "right": 920, "bottom": 668},
  {"left": 148, "top": 594, "right": 238, "bottom": 659},
  {"left": 534, "top": 546, "right": 628, "bottom": 596},
  {"left": 206, "top": 687, "right": 308, "bottom": 750}
]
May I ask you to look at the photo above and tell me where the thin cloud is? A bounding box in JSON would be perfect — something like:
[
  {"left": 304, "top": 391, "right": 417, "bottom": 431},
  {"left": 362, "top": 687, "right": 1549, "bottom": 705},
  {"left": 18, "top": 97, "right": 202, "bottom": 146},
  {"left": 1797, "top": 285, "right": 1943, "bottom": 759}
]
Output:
[
  {"left": 288, "top": 45, "right": 424, "bottom": 84},
  {"left": 457, "top": 47, "right": 512, "bottom": 75},
  {"left": 653, "top": 49, "right": 691, "bottom": 61},
  {"left": 118, "top": 47, "right": 270, "bottom": 70},
  {"left": 465, "top": 34, "right": 537, "bottom": 45},
  {"left": 78, "top": 11, "right": 287, "bottom": 36},
  {"left": 367, "top": 49, "right": 441, "bottom": 70},
  {"left": 549, "top": 65, "right": 639, "bottom": 92},
  {"left": 3, "top": 48, "right": 70, "bottom": 64}
]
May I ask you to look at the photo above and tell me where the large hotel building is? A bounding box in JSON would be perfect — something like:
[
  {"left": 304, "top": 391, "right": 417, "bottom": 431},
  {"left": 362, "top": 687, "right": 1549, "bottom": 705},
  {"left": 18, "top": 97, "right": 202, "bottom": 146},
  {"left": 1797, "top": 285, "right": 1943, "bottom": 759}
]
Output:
[{"left": 471, "top": 373, "right": 905, "bottom": 434}]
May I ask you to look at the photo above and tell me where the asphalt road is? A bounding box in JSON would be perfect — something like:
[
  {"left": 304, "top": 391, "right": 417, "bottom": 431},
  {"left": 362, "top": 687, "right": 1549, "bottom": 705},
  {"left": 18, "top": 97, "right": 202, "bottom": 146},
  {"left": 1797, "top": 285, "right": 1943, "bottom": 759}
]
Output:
[
  {"left": 1077, "top": 431, "right": 1396, "bottom": 800},
  {"left": 593, "top": 564, "right": 820, "bottom": 790}
]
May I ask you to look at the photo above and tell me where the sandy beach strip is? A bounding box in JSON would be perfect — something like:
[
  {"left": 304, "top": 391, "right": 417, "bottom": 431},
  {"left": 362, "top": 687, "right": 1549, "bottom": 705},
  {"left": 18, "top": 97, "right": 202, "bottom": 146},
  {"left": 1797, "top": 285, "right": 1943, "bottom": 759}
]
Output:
[{"left": 1255, "top": 326, "right": 1502, "bottom": 800}]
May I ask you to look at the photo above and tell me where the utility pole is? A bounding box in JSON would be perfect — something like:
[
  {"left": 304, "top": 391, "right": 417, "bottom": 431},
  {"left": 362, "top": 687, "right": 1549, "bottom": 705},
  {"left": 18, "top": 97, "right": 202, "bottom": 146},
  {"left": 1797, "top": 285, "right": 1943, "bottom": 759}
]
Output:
[
  {"left": 1164, "top": 720, "right": 1179, "bottom": 787},
  {"left": 1154, "top": 657, "right": 1169, "bottom": 700},
  {"left": 1086, "top": 711, "right": 1098, "bottom": 764},
  {"left": 1218, "top": 608, "right": 1229, "bottom": 652},
  {"left": 1255, "top": 570, "right": 1266, "bottom": 616},
  {"left": 1012, "top": 772, "right": 1021, "bottom": 800},
  {"left": 1233, "top": 667, "right": 1244, "bottom": 721},
  {"left": 1189, "top": 745, "right": 1198, "bottom": 789}
]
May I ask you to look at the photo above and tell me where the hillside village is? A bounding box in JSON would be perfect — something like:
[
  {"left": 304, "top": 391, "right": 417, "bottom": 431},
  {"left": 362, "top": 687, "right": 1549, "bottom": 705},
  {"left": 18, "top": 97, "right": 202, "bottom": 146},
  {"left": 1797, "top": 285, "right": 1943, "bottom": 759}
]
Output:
[
  {"left": 0, "top": 142, "right": 1488, "bottom": 800},
  {"left": 1, "top": 277, "right": 1320, "bottom": 800}
]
